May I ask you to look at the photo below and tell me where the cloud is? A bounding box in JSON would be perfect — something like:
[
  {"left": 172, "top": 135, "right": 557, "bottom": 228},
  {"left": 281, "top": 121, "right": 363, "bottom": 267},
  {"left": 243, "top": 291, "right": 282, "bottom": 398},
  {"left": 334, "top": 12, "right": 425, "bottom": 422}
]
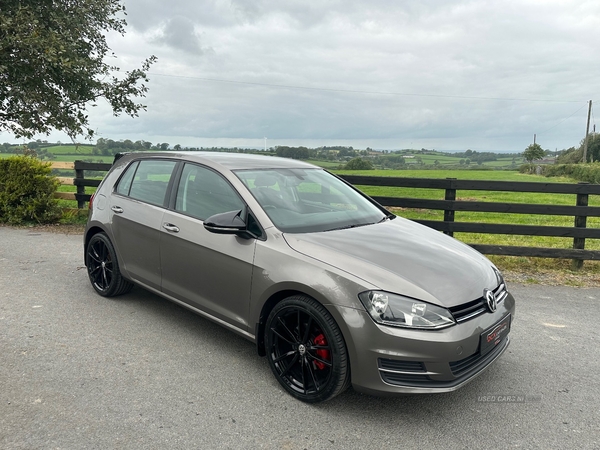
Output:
[
  {"left": 2, "top": 0, "right": 599, "bottom": 151},
  {"left": 154, "top": 16, "right": 208, "bottom": 55}
]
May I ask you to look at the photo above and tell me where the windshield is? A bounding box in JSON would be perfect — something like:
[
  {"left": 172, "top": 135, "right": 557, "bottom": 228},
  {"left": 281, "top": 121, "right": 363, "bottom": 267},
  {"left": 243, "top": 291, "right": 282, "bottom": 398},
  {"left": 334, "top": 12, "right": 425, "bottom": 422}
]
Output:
[{"left": 234, "top": 168, "right": 388, "bottom": 233}]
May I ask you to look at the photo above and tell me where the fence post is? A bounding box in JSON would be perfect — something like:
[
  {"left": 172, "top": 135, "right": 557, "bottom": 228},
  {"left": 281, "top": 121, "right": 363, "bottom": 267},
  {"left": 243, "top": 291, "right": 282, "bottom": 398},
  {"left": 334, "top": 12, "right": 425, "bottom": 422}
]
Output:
[
  {"left": 444, "top": 178, "right": 457, "bottom": 236},
  {"left": 571, "top": 182, "right": 589, "bottom": 270},
  {"left": 75, "top": 161, "right": 85, "bottom": 209}
]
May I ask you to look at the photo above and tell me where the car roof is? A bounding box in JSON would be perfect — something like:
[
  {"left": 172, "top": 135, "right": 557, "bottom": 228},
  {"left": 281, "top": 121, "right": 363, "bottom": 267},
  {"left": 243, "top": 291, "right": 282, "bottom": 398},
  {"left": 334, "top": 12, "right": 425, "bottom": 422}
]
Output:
[{"left": 120, "top": 151, "right": 319, "bottom": 171}]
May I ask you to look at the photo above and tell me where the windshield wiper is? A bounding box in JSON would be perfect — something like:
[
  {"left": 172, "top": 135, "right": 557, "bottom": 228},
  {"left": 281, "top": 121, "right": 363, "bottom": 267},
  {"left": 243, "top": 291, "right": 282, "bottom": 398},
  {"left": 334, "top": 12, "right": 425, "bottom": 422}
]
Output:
[
  {"left": 324, "top": 222, "right": 375, "bottom": 232},
  {"left": 379, "top": 212, "right": 396, "bottom": 222}
]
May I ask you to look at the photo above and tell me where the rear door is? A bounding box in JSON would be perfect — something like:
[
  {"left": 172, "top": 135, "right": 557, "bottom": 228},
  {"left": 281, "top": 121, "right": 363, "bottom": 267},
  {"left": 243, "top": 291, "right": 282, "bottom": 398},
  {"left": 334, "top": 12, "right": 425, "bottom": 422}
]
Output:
[
  {"left": 160, "top": 163, "right": 256, "bottom": 332},
  {"left": 110, "top": 159, "right": 177, "bottom": 290}
]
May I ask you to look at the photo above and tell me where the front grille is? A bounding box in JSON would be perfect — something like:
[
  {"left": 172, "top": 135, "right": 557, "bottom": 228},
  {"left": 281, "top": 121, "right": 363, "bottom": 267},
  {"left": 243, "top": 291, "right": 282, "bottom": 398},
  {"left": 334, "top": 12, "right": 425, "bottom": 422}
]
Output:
[
  {"left": 449, "top": 283, "right": 508, "bottom": 323},
  {"left": 450, "top": 336, "right": 508, "bottom": 376}
]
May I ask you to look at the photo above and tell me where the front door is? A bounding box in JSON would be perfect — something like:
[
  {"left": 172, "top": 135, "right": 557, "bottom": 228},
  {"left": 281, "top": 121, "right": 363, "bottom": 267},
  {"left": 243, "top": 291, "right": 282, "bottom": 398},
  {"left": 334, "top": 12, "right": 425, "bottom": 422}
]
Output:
[{"left": 159, "top": 163, "right": 255, "bottom": 332}]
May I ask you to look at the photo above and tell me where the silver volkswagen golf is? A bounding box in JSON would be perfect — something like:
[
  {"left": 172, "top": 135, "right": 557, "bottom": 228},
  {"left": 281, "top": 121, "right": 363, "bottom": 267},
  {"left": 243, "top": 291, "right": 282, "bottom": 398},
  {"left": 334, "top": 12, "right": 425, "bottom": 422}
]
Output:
[{"left": 84, "top": 152, "right": 515, "bottom": 403}]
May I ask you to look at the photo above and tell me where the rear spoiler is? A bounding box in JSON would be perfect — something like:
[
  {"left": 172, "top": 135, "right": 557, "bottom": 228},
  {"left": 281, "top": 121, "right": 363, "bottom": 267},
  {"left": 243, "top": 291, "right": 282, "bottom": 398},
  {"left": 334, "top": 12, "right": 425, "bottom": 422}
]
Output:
[{"left": 113, "top": 152, "right": 130, "bottom": 164}]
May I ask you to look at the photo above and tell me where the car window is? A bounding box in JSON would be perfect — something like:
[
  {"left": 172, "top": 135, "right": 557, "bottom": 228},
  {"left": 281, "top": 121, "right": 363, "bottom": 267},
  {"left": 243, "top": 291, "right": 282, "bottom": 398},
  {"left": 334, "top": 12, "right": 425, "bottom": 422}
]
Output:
[
  {"left": 235, "top": 168, "right": 386, "bottom": 233},
  {"left": 117, "top": 159, "right": 176, "bottom": 206},
  {"left": 175, "top": 163, "right": 245, "bottom": 220},
  {"left": 115, "top": 161, "right": 139, "bottom": 196}
]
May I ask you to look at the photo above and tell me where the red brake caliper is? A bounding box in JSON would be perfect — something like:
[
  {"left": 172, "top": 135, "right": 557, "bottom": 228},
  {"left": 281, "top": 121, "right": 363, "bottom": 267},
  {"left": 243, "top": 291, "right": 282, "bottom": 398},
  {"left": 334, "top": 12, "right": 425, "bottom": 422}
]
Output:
[{"left": 313, "top": 333, "right": 330, "bottom": 370}]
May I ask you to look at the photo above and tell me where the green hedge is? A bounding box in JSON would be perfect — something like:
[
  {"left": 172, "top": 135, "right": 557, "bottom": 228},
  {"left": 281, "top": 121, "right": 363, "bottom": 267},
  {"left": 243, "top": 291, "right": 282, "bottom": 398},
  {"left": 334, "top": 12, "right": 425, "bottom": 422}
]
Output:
[
  {"left": 543, "top": 163, "right": 600, "bottom": 184},
  {"left": 0, "top": 156, "right": 62, "bottom": 224}
]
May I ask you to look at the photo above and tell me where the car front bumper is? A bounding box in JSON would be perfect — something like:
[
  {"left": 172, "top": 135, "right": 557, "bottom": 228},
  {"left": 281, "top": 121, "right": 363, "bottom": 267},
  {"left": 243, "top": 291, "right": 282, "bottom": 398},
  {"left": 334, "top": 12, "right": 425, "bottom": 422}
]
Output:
[{"left": 329, "top": 292, "right": 515, "bottom": 396}]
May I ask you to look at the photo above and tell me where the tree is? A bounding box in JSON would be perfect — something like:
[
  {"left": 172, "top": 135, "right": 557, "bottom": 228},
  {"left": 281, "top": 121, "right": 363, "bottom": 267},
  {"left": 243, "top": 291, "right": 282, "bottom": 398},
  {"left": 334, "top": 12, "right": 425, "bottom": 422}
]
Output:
[
  {"left": 522, "top": 143, "right": 545, "bottom": 163},
  {"left": 587, "top": 135, "right": 600, "bottom": 162},
  {"left": 275, "top": 146, "right": 310, "bottom": 159},
  {"left": 0, "top": 0, "right": 156, "bottom": 139},
  {"left": 344, "top": 157, "right": 373, "bottom": 170}
]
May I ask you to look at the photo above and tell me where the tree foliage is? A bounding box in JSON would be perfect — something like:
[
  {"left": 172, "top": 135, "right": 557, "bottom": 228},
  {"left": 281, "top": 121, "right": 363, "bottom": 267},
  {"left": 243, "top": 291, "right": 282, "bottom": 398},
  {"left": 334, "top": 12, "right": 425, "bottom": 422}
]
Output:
[
  {"left": 556, "top": 146, "right": 582, "bottom": 164},
  {"left": 344, "top": 157, "right": 373, "bottom": 170},
  {"left": 583, "top": 134, "right": 600, "bottom": 163},
  {"left": 522, "top": 143, "right": 545, "bottom": 163},
  {"left": 275, "top": 146, "right": 310, "bottom": 159},
  {"left": 555, "top": 135, "right": 600, "bottom": 164},
  {"left": 0, "top": 0, "right": 156, "bottom": 139}
]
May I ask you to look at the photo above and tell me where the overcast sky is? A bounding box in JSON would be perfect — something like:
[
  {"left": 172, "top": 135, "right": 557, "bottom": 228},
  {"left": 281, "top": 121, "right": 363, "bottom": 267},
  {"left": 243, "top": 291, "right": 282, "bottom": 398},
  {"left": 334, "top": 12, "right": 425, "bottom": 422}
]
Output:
[{"left": 4, "top": 0, "right": 600, "bottom": 151}]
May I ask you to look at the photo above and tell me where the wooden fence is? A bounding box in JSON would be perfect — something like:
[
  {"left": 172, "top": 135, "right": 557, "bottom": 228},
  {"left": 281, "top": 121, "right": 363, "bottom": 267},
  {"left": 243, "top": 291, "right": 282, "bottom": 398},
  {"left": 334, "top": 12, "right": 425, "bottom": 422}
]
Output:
[
  {"left": 52, "top": 161, "right": 600, "bottom": 265},
  {"left": 52, "top": 161, "right": 112, "bottom": 209}
]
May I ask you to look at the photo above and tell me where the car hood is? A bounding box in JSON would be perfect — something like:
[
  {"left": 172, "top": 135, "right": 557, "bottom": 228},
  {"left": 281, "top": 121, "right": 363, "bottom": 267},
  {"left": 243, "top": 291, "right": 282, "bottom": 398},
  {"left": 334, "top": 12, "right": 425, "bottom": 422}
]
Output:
[{"left": 283, "top": 217, "right": 498, "bottom": 308}]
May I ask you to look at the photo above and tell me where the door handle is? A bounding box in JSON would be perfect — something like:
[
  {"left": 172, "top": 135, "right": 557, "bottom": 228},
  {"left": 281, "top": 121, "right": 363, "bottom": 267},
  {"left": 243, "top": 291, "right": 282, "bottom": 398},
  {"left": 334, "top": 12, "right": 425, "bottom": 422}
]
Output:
[
  {"left": 111, "top": 206, "right": 124, "bottom": 214},
  {"left": 162, "top": 223, "right": 180, "bottom": 233}
]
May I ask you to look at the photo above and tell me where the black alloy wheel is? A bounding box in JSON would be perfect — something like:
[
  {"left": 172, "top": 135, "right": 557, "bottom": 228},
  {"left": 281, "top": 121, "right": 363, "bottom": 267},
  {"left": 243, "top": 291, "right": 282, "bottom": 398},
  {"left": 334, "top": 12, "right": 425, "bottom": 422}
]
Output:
[
  {"left": 86, "top": 233, "right": 133, "bottom": 297},
  {"left": 265, "top": 295, "right": 350, "bottom": 403}
]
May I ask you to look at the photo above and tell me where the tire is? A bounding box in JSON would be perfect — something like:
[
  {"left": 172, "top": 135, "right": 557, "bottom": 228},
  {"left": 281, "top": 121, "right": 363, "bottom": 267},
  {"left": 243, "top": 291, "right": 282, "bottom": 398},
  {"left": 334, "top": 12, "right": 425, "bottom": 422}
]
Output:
[
  {"left": 265, "top": 295, "right": 350, "bottom": 403},
  {"left": 86, "top": 233, "right": 133, "bottom": 297}
]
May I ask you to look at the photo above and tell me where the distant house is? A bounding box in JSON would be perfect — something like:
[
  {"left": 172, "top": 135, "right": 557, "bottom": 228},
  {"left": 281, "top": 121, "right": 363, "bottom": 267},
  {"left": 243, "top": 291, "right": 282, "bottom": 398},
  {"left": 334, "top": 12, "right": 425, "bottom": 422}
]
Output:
[{"left": 538, "top": 157, "right": 557, "bottom": 165}]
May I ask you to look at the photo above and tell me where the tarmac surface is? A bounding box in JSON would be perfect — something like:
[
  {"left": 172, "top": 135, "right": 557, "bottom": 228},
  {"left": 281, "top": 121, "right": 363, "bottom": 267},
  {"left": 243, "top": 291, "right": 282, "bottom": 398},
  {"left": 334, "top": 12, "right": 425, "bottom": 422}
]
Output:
[{"left": 1, "top": 226, "right": 599, "bottom": 449}]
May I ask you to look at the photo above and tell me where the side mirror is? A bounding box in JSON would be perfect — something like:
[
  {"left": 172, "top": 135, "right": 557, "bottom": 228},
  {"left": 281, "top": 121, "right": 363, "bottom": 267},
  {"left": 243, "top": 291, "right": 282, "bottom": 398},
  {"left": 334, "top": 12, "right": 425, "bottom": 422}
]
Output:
[{"left": 204, "top": 210, "right": 249, "bottom": 236}]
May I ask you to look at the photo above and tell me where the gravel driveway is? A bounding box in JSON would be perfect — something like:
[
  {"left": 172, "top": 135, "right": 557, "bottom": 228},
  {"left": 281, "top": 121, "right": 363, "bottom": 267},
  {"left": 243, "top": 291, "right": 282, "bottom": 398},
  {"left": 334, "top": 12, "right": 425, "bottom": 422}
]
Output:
[{"left": 1, "top": 226, "right": 599, "bottom": 449}]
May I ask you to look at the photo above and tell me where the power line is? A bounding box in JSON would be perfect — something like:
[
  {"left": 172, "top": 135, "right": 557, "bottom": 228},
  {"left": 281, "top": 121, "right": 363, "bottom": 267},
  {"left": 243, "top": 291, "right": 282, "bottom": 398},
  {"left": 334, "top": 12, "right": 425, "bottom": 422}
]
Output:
[
  {"left": 538, "top": 103, "right": 589, "bottom": 135},
  {"left": 147, "top": 72, "right": 585, "bottom": 104}
]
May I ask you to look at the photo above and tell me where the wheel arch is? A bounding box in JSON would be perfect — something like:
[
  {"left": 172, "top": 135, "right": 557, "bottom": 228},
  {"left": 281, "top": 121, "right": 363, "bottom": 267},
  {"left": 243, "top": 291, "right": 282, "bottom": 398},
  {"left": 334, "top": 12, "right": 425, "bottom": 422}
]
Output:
[
  {"left": 255, "top": 289, "right": 305, "bottom": 356},
  {"left": 254, "top": 288, "right": 355, "bottom": 363}
]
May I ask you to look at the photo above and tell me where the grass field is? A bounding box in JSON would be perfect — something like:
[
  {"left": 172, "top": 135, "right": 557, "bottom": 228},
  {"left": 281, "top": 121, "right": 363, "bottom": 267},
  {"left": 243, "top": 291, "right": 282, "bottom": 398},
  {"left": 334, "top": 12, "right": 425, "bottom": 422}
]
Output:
[
  {"left": 333, "top": 168, "right": 556, "bottom": 181},
  {"left": 304, "top": 159, "right": 343, "bottom": 168},
  {"left": 51, "top": 154, "right": 114, "bottom": 162},
  {"left": 1, "top": 151, "right": 112, "bottom": 162},
  {"left": 42, "top": 144, "right": 95, "bottom": 154},
  {"left": 402, "top": 154, "right": 516, "bottom": 167}
]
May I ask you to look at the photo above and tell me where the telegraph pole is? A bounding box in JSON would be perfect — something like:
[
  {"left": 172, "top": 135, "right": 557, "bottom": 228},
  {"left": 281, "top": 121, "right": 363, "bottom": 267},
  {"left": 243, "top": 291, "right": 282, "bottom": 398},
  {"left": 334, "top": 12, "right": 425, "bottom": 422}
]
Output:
[{"left": 582, "top": 100, "right": 592, "bottom": 163}]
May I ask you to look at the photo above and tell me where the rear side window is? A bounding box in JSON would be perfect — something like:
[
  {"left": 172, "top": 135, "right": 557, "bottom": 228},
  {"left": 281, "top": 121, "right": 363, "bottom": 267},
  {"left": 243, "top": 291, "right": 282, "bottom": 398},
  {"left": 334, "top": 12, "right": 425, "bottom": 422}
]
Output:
[
  {"left": 115, "top": 159, "right": 177, "bottom": 206},
  {"left": 115, "top": 161, "right": 138, "bottom": 196}
]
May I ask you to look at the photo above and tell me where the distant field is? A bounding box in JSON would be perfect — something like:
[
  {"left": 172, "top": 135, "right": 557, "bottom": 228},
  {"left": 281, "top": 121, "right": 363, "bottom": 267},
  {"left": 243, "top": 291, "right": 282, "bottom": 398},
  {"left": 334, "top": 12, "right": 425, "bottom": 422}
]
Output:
[
  {"left": 1, "top": 152, "right": 113, "bottom": 163},
  {"left": 403, "top": 155, "right": 514, "bottom": 166},
  {"left": 333, "top": 169, "right": 540, "bottom": 180},
  {"left": 304, "top": 159, "right": 343, "bottom": 168},
  {"left": 43, "top": 145, "right": 96, "bottom": 154},
  {"left": 51, "top": 154, "right": 114, "bottom": 162},
  {"left": 333, "top": 169, "right": 583, "bottom": 204}
]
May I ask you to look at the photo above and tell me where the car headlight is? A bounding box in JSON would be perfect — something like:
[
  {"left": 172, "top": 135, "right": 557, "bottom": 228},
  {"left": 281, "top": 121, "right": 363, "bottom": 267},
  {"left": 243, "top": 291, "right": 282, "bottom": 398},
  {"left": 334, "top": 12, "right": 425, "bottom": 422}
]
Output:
[{"left": 359, "top": 291, "right": 456, "bottom": 330}]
